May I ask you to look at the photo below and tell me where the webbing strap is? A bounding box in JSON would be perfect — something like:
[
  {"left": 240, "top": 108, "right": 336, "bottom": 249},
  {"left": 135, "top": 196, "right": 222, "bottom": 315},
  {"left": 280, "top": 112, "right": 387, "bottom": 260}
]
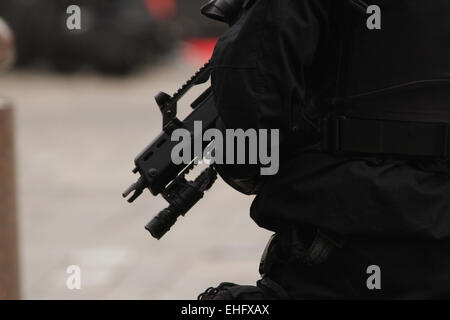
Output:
[{"left": 321, "top": 117, "right": 450, "bottom": 160}]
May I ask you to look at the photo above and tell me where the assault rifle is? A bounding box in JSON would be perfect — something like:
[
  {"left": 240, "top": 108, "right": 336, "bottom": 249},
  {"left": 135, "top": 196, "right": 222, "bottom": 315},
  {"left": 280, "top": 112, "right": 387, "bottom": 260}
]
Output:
[
  {"left": 122, "top": 61, "right": 219, "bottom": 240},
  {"left": 122, "top": 0, "right": 251, "bottom": 240}
]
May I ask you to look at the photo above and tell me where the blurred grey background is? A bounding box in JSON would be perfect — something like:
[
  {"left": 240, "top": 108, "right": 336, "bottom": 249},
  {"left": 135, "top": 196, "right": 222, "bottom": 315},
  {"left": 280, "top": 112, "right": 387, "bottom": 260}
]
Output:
[{"left": 0, "top": 0, "right": 271, "bottom": 299}]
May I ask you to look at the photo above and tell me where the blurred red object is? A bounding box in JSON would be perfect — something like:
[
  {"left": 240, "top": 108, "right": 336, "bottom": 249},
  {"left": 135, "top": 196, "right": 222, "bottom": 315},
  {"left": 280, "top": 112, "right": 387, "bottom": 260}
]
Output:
[
  {"left": 182, "top": 38, "right": 217, "bottom": 67},
  {"left": 145, "top": 0, "right": 176, "bottom": 20}
]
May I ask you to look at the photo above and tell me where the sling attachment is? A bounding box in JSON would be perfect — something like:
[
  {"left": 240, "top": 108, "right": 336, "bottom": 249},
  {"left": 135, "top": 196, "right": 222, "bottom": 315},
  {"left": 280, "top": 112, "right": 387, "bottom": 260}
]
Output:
[{"left": 321, "top": 116, "right": 450, "bottom": 160}]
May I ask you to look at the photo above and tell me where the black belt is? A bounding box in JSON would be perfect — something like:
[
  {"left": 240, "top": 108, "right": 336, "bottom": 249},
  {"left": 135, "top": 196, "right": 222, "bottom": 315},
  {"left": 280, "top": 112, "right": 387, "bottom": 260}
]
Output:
[{"left": 321, "top": 116, "right": 450, "bottom": 160}]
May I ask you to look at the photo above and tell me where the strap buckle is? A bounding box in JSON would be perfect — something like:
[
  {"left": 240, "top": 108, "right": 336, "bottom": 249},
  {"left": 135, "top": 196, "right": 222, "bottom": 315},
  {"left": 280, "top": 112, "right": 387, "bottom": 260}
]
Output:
[{"left": 320, "top": 116, "right": 347, "bottom": 155}]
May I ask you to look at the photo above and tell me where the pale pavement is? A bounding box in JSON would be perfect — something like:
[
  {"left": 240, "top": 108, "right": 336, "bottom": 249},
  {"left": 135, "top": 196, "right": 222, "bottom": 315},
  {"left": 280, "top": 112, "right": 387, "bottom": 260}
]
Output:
[{"left": 0, "top": 55, "right": 271, "bottom": 299}]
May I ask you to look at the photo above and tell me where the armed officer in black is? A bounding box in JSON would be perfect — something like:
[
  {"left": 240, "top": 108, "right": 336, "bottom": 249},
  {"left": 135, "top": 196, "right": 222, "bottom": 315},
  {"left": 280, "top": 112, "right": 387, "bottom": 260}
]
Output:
[{"left": 199, "top": 0, "right": 450, "bottom": 299}]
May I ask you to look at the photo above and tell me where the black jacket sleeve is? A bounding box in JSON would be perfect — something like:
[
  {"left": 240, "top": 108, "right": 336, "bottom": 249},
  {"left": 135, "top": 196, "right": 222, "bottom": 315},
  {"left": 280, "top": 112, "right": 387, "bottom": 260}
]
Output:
[
  {"left": 211, "top": 0, "right": 332, "bottom": 135},
  {"left": 210, "top": 0, "right": 333, "bottom": 182}
]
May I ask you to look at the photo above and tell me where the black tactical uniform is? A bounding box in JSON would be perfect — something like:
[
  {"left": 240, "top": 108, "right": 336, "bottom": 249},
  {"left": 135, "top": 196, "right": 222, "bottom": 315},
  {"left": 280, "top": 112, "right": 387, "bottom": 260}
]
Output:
[{"left": 200, "top": 0, "right": 450, "bottom": 299}]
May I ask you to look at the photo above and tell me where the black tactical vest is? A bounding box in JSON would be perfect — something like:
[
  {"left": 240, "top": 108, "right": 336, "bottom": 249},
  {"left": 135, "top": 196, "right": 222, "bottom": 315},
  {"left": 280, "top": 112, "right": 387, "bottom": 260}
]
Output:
[{"left": 338, "top": 0, "right": 450, "bottom": 123}]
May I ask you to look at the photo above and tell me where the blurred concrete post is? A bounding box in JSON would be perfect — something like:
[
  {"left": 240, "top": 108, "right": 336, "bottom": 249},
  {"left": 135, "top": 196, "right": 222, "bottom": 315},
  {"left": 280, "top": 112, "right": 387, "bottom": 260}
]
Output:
[{"left": 0, "top": 99, "right": 20, "bottom": 299}]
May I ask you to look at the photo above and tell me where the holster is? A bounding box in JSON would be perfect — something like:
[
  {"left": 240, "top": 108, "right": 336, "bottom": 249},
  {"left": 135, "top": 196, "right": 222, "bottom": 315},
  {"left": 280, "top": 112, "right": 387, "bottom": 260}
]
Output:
[{"left": 259, "top": 227, "right": 346, "bottom": 277}]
